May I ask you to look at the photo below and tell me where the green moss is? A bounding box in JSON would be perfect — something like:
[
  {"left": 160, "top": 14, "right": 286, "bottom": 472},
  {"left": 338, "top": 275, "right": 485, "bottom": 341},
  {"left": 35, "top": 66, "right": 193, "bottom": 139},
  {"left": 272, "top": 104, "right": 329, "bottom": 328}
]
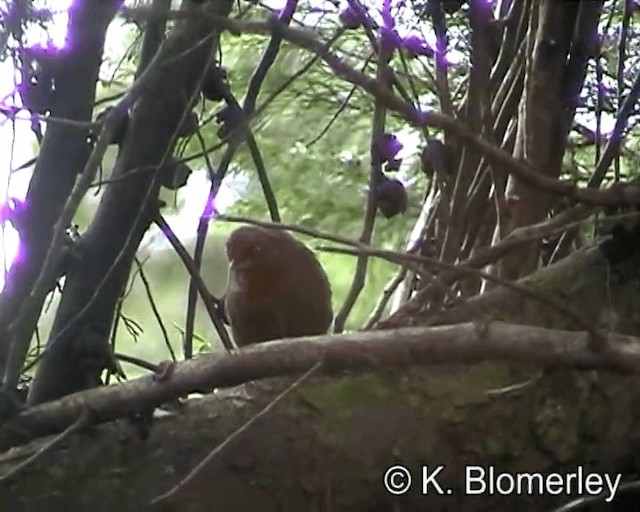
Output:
[{"left": 296, "top": 375, "right": 392, "bottom": 412}]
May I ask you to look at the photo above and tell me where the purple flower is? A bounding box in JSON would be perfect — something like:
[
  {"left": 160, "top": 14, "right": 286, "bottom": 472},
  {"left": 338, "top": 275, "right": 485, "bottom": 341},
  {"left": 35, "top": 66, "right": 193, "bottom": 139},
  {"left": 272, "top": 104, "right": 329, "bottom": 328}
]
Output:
[
  {"left": 381, "top": 0, "right": 395, "bottom": 29},
  {"left": 401, "top": 35, "right": 434, "bottom": 57},
  {"left": 413, "top": 109, "right": 431, "bottom": 125},
  {"left": 340, "top": 4, "right": 366, "bottom": 29},
  {"left": 587, "top": 32, "right": 603, "bottom": 57},
  {"left": 379, "top": 26, "right": 402, "bottom": 54},
  {"left": 597, "top": 81, "right": 613, "bottom": 97},
  {"left": 385, "top": 158, "right": 402, "bottom": 173},
  {"left": 378, "top": 133, "right": 403, "bottom": 162},
  {"left": 377, "top": 0, "right": 403, "bottom": 54},
  {"left": 628, "top": 0, "right": 640, "bottom": 13},
  {"left": 374, "top": 176, "right": 408, "bottom": 218}
]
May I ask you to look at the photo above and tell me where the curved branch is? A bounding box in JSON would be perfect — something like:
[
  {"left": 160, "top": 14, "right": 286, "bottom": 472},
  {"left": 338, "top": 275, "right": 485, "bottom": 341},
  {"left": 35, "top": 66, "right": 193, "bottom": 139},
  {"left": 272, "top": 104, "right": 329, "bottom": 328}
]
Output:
[{"left": 2, "top": 321, "right": 639, "bottom": 451}]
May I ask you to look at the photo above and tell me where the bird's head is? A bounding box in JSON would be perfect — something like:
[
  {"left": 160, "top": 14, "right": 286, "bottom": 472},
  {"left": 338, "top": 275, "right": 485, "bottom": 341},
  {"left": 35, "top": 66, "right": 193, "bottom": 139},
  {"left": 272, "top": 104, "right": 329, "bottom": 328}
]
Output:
[
  {"left": 225, "top": 226, "right": 285, "bottom": 301},
  {"left": 226, "top": 226, "right": 282, "bottom": 271}
]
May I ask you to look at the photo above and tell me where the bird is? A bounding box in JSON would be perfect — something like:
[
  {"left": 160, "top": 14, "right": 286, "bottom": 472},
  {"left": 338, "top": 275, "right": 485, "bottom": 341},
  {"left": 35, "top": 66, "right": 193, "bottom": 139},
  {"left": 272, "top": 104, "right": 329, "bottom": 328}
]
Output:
[{"left": 224, "top": 225, "right": 333, "bottom": 347}]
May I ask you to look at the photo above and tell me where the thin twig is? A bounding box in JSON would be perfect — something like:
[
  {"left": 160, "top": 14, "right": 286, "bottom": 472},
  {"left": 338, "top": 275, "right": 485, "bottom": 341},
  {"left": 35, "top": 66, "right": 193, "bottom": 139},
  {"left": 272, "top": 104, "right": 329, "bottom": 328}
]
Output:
[
  {"left": 183, "top": 0, "right": 298, "bottom": 358},
  {"left": 247, "top": 132, "right": 280, "bottom": 222},
  {"left": 318, "top": 244, "right": 606, "bottom": 348},
  {"left": 184, "top": 142, "right": 237, "bottom": 359},
  {"left": 115, "top": 352, "right": 162, "bottom": 373},
  {"left": 153, "top": 214, "right": 232, "bottom": 352},
  {"left": 0, "top": 409, "right": 90, "bottom": 483},
  {"left": 333, "top": 17, "right": 392, "bottom": 332},
  {"left": 588, "top": 70, "right": 640, "bottom": 188},
  {"left": 307, "top": 52, "right": 374, "bottom": 147},
  {"left": 552, "top": 478, "right": 640, "bottom": 512},
  {"left": 134, "top": 257, "right": 176, "bottom": 361},
  {"left": 105, "top": 295, "right": 125, "bottom": 386},
  {"left": 363, "top": 264, "right": 408, "bottom": 329},
  {"left": 151, "top": 362, "right": 320, "bottom": 506}
]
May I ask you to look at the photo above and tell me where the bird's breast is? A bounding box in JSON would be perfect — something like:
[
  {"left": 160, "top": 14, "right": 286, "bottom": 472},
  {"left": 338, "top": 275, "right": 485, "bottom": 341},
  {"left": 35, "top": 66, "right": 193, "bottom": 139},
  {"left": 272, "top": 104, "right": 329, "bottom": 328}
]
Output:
[{"left": 227, "top": 265, "right": 283, "bottom": 307}]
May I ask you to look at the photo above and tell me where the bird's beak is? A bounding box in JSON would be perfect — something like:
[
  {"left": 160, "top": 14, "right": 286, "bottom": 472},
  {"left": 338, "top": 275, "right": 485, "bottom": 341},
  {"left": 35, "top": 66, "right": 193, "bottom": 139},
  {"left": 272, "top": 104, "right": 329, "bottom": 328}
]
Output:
[{"left": 229, "top": 258, "right": 253, "bottom": 271}]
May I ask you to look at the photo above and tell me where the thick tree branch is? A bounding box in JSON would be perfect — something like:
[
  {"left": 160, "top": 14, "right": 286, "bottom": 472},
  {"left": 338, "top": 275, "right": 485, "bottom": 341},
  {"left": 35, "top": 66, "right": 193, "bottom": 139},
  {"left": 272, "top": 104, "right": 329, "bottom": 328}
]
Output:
[
  {"left": 25, "top": 0, "right": 233, "bottom": 405},
  {"left": 0, "top": 0, "right": 120, "bottom": 388},
  {"left": 2, "top": 320, "right": 640, "bottom": 451}
]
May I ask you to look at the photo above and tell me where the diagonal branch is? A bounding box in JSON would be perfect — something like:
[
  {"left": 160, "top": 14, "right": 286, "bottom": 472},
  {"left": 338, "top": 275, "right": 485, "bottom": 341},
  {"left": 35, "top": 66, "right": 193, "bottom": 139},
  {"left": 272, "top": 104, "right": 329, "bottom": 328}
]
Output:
[
  {"left": 2, "top": 321, "right": 639, "bottom": 451},
  {"left": 124, "top": 8, "right": 640, "bottom": 207}
]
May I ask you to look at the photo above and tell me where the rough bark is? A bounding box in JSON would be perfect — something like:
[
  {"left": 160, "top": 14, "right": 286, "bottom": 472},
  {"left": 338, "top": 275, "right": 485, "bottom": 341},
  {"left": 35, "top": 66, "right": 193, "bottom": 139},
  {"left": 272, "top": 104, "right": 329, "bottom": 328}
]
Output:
[
  {"left": 4, "top": 368, "right": 639, "bottom": 512},
  {"left": 27, "top": 0, "right": 232, "bottom": 405},
  {"left": 499, "top": 0, "right": 603, "bottom": 280},
  {"left": 1, "top": 243, "right": 640, "bottom": 511},
  {"left": 0, "top": 0, "right": 120, "bottom": 385}
]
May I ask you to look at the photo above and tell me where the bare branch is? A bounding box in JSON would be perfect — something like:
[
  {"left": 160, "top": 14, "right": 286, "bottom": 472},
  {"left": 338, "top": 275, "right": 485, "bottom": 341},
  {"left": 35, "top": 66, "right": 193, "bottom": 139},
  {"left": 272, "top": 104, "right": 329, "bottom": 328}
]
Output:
[{"left": 3, "top": 321, "right": 639, "bottom": 451}]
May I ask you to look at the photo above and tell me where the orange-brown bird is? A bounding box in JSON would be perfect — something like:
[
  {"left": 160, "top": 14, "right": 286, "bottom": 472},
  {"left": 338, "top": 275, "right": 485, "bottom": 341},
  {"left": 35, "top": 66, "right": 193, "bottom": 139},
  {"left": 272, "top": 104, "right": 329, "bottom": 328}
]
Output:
[{"left": 224, "top": 225, "right": 333, "bottom": 347}]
